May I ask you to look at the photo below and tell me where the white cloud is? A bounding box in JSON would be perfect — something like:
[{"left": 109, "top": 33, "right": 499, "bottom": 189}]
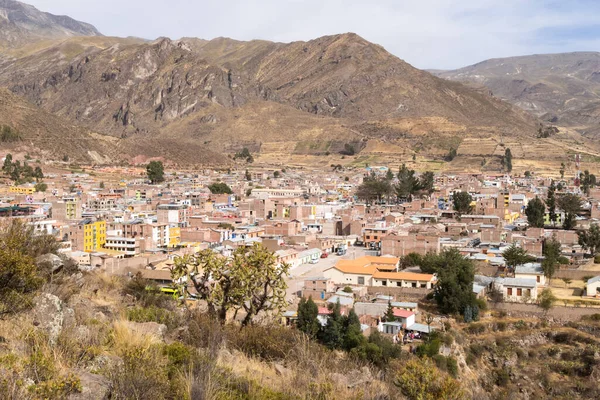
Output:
[{"left": 23, "top": 0, "right": 600, "bottom": 69}]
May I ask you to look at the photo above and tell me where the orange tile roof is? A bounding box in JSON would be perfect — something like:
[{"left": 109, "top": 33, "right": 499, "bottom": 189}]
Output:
[
  {"left": 333, "top": 256, "right": 399, "bottom": 275},
  {"left": 372, "top": 271, "right": 435, "bottom": 281}
]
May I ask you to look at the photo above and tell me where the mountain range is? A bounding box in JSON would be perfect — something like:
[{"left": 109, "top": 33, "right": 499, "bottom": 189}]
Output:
[{"left": 0, "top": 0, "right": 598, "bottom": 173}]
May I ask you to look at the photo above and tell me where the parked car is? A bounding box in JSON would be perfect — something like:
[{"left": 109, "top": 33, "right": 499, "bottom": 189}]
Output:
[{"left": 320, "top": 253, "right": 329, "bottom": 258}]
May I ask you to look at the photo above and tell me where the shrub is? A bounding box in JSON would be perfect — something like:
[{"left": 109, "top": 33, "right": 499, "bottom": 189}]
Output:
[
  {"left": 127, "top": 306, "right": 180, "bottom": 328},
  {"left": 496, "top": 321, "right": 507, "bottom": 332},
  {"left": 513, "top": 320, "right": 527, "bottom": 330},
  {"left": 494, "top": 368, "right": 510, "bottom": 386},
  {"left": 446, "top": 356, "right": 459, "bottom": 378},
  {"left": 465, "top": 323, "right": 486, "bottom": 335},
  {"left": 558, "top": 256, "right": 570, "bottom": 265},
  {"left": 416, "top": 339, "right": 441, "bottom": 357}
]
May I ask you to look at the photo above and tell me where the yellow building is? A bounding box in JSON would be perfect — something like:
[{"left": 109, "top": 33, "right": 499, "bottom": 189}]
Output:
[
  {"left": 9, "top": 185, "right": 35, "bottom": 195},
  {"left": 169, "top": 227, "right": 181, "bottom": 247},
  {"left": 81, "top": 220, "right": 106, "bottom": 252}
]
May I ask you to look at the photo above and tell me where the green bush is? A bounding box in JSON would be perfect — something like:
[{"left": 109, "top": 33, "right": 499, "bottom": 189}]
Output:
[
  {"left": 127, "top": 306, "right": 180, "bottom": 328},
  {"left": 446, "top": 356, "right": 458, "bottom": 378},
  {"left": 558, "top": 256, "right": 570, "bottom": 265},
  {"left": 496, "top": 321, "right": 507, "bottom": 332},
  {"left": 494, "top": 368, "right": 510, "bottom": 386},
  {"left": 416, "top": 339, "right": 441, "bottom": 357},
  {"left": 465, "top": 323, "right": 486, "bottom": 335}
]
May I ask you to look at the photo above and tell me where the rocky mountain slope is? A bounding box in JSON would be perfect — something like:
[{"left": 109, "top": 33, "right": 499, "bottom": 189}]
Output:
[
  {"left": 0, "top": 2, "right": 599, "bottom": 169},
  {"left": 0, "top": 0, "right": 101, "bottom": 48},
  {"left": 435, "top": 52, "right": 600, "bottom": 136}
]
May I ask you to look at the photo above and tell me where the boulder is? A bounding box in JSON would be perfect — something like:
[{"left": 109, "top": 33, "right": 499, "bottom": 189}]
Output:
[
  {"left": 68, "top": 371, "right": 110, "bottom": 400},
  {"left": 32, "top": 293, "right": 74, "bottom": 344},
  {"left": 36, "top": 253, "right": 64, "bottom": 273},
  {"left": 125, "top": 321, "right": 167, "bottom": 340}
]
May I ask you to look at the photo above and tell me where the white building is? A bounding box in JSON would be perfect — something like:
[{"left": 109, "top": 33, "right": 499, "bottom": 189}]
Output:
[
  {"left": 494, "top": 277, "right": 538, "bottom": 302},
  {"left": 586, "top": 276, "right": 600, "bottom": 297},
  {"left": 515, "top": 262, "right": 546, "bottom": 286}
]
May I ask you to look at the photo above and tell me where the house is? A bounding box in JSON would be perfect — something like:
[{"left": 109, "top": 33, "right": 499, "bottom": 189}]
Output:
[
  {"left": 494, "top": 277, "right": 538, "bottom": 302},
  {"left": 323, "top": 256, "right": 400, "bottom": 286},
  {"left": 303, "top": 277, "right": 336, "bottom": 300},
  {"left": 371, "top": 271, "right": 436, "bottom": 289},
  {"left": 393, "top": 309, "right": 416, "bottom": 328},
  {"left": 586, "top": 276, "right": 600, "bottom": 297},
  {"left": 297, "top": 248, "right": 322, "bottom": 264},
  {"left": 515, "top": 262, "right": 546, "bottom": 286}
]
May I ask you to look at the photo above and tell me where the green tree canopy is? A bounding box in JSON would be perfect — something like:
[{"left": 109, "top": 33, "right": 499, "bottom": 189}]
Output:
[
  {"left": 146, "top": 161, "right": 165, "bottom": 184},
  {"left": 356, "top": 172, "right": 391, "bottom": 204},
  {"left": 432, "top": 248, "right": 476, "bottom": 315},
  {"left": 542, "top": 235, "right": 561, "bottom": 280},
  {"left": 578, "top": 223, "right": 600, "bottom": 257},
  {"left": 419, "top": 171, "right": 435, "bottom": 195},
  {"left": 296, "top": 297, "right": 320, "bottom": 339},
  {"left": 502, "top": 148, "right": 513, "bottom": 173},
  {"left": 546, "top": 181, "right": 557, "bottom": 226},
  {"left": 171, "top": 244, "right": 289, "bottom": 326},
  {"left": 208, "top": 182, "right": 233, "bottom": 194},
  {"left": 525, "top": 197, "right": 545, "bottom": 228},
  {"left": 557, "top": 193, "right": 582, "bottom": 230},
  {"left": 452, "top": 191, "right": 473, "bottom": 217},
  {"left": 396, "top": 164, "right": 420, "bottom": 200},
  {"left": 502, "top": 244, "right": 535, "bottom": 272}
]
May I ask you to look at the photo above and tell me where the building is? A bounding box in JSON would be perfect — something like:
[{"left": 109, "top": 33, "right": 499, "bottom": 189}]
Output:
[
  {"left": 586, "top": 276, "right": 600, "bottom": 297},
  {"left": 157, "top": 204, "right": 189, "bottom": 227},
  {"left": 381, "top": 233, "right": 440, "bottom": 256},
  {"left": 323, "top": 256, "right": 400, "bottom": 286},
  {"left": 371, "top": 271, "right": 436, "bottom": 289},
  {"left": 72, "top": 219, "right": 106, "bottom": 252},
  {"left": 103, "top": 236, "right": 140, "bottom": 257},
  {"left": 495, "top": 277, "right": 538, "bottom": 302},
  {"left": 303, "top": 277, "right": 336, "bottom": 300},
  {"left": 515, "top": 262, "right": 546, "bottom": 286}
]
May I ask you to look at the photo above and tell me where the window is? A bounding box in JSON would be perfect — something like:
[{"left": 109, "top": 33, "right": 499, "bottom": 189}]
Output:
[
  {"left": 381, "top": 280, "right": 387, "bottom": 286},
  {"left": 366, "top": 236, "right": 371, "bottom": 240},
  {"left": 412, "top": 282, "right": 417, "bottom": 288},
  {"left": 536, "top": 276, "right": 540, "bottom": 283},
  {"left": 358, "top": 276, "right": 364, "bottom": 285},
  {"left": 517, "top": 288, "right": 522, "bottom": 296},
  {"left": 507, "top": 288, "right": 513, "bottom": 296},
  {"left": 397, "top": 282, "right": 401, "bottom": 287}
]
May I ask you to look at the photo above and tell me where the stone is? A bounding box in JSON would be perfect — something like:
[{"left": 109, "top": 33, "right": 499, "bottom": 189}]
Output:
[
  {"left": 273, "top": 362, "right": 291, "bottom": 378},
  {"left": 36, "top": 253, "right": 64, "bottom": 273},
  {"left": 69, "top": 371, "right": 110, "bottom": 400},
  {"left": 125, "top": 321, "right": 167, "bottom": 340},
  {"left": 32, "top": 293, "right": 74, "bottom": 344}
]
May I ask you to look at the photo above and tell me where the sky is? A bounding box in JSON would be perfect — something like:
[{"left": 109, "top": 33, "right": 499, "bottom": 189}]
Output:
[{"left": 24, "top": 0, "right": 600, "bottom": 70}]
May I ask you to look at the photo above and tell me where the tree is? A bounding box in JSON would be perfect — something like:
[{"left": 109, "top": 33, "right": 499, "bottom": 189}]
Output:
[
  {"left": 578, "top": 223, "right": 600, "bottom": 257},
  {"left": 146, "top": 161, "right": 165, "bottom": 184},
  {"left": 34, "top": 182, "right": 47, "bottom": 193},
  {"left": 525, "top": 197, "right": 545, "bottom": 228},
  {"left": 33, "top": 166, "right": 43, "bottom": 181},
  {"left": 171, "top": 244, "right": 289, "bottom": 325},
  {"left": 452, "top": 191, "right": 473, "bottom": 217},
  {"left": 396, "top": 164, "right": 420, "bottom": 201},
  {"left": 581, "top": 170, "right": 597, "bottom": 196},
  {"left": 502, "top": 148, "right": 513, "bottom": 173},
  {"left": 383, "top": 301, "right": 396, "bottom": 322},
  {"left": 319, "top": 300, "right": 343, "bottom": 349},
  {"left": 2, "top": 153, "right": 12, "bottom": 175},
  {"left": 394, "top": 358, "right": 463, "bottom": 400},
  {"left": 273, "top": 171, "right": 280, "bottom": 178},
  {"left": 296, "top": 297, "right": 320, "bottom": 338},
  {"left": 559, "top": 162, "right": 565, "bottom": 179},
  {"left": 208, "top": 182, "right": 233, "bottom": 194},
  {"left": 502, "top": 244, "right": 535, "bottom": 273},
  {"left": 538, "top": 288, "right": 557, "bottom": 313},
  {"left": 342, "top": 308, "right": 364, "bottom": 351},
  {"left": 385, "top": 168, "right": 394, "bottom": 181},
  {"left": 561, "top": 278, "right": 572, "bottom": 288},
  {"left": 245, "top": 169, "right": 251, "bottom": 181},
  {"left": 433, "top": 248, "right": 476, "bottom": 315},
  {"left": 356, "top": 172, "right": 391, "bottom": 204},
  {"left": 542, "top": 235, "right": 561, "bottom": 280},
  {"left": 546, "top": 181, "right": 557, "bottom": 227},
  {"left": 419, "top": 171, "right": 435, "bottom": 195},
  {"left": 445, "top": 148, "right": 457, "bottom": 162},
  {"left": 557, "top": 193, "right": 582, "bottom": 230}
]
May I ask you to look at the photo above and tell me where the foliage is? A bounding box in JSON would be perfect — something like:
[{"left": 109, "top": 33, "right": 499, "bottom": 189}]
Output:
[
  {"left": 502, "top": 243, "right": 535, "bottom": 272},
  {"left": 502, "top": 148, "right": 513, "bottom": 173},
  {"left": 0, "top": 125, "right": 21, "bottom": 142},
  {"left": 560, "top": 162, "right": 566, "bottom": 179},
  {"left": 433, "top": 248, "right": 476, "bottom": 315},
  {"left": 542, "top": 235, "right": 562, "bottom": 280},
  {"left": 273, "top": 170, "right": 280, "bottom": 178},
  {"left": 557, "top": 193, "right": 582, "bottom": 230},
  {"left": 296, "top": 297, "right": 320, "bottom": 339},
  {"left": 396, "top": 164, "right": 420, "bottom": 200},
  {"left": 234, "top": 147, "right": 254, "bottom": 163},
  {"left": 419, "top": 171, "right": 435, "bottom": 194},
  {"left": 538, "top": 288, "right": 557, "bottom": 312},
  {"left": 127, "top": 305, "right": 180, "bottom": 328},
  {"left": 401, "top": 252, "right": 423, "bottom": 268},
  {"left": 578, "top": 223, "right": 600, "bottom": 256},
  {"left": 217, "top": 222, "right": 235, "bottom": 231},
  {"left": 581, "top": 170, "right": 596, "bottom": 196},
  {"left": 394, "top": 357, "right": 463, "bottom": 400},
  {"left": 445, "top": 148, "right": 458, "bottom": 162},
  {"left": 340, "top": 143, "right": 356, "bottom": 156},
  {"left": 2, "top": 154, "right": 44, "bottom": 183},
  {"left": 34, "top": 182, "right": 48, "bottom": 192},
  {"left": 146, "top": 161, "right": 165, "bottom": 184},
  {"left": 525, "top": 197, "right": 545, "bottom": 228},
  {"left": 537, "top": 125, "right": 558, "bottom": 138},
  {"left": 356, "top": 172, "right": 391, "bottom": 204},
  {"left": 172, "top": 244, "right": 289, "bottom": 326},
  {"left": 546, "top": 181, "right": 557, "bottom": 227},
  {"left": 207, "top": 182, "right": 233, "bottom": 194},
  {"left": 383, "top": 301, "right": 396, "bottom": 322},
  {"left": 452, "top": 191, "right": 473, "bottom": 217}
]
